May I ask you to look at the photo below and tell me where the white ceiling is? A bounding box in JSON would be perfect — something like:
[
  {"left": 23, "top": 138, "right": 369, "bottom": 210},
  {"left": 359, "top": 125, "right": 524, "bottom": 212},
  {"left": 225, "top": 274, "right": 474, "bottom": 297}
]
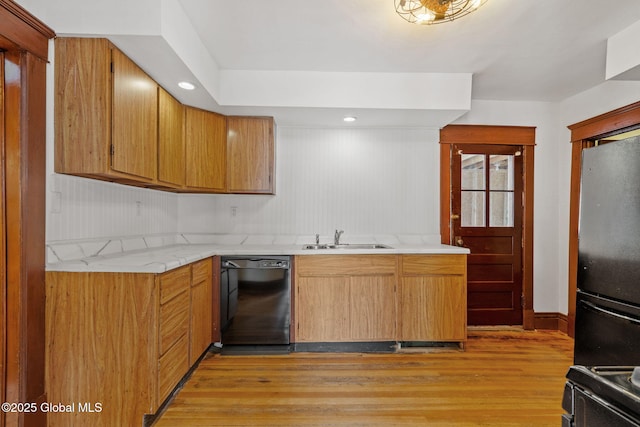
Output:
[
  {"left": 177, "top": 0, "right": 640, "bottom": 102},
  {"left": 15, "top": 0, "right": 640, "bottom": 127}
]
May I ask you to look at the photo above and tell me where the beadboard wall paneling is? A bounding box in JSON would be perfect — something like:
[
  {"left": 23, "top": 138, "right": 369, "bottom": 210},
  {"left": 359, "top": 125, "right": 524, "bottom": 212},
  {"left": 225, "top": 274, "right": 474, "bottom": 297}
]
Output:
[
  {"left": 47, "top": 174, "right": 179, "bottom": 241},
  {"left": 178, "top": 127, "right": 441, "bottom": 236}
]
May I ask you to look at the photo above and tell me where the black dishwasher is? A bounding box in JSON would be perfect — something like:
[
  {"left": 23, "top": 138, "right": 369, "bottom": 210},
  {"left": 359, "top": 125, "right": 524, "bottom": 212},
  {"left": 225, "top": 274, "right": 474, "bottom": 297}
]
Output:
[{"left": 220, "top": 256, "right": 291, "bottom": 352}]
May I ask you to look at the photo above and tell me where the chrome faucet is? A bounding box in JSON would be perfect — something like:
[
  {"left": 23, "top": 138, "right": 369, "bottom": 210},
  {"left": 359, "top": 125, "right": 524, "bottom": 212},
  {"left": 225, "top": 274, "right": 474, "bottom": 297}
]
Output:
[{"left": 334, "top": 229, "right": 344, "bottom": 245}]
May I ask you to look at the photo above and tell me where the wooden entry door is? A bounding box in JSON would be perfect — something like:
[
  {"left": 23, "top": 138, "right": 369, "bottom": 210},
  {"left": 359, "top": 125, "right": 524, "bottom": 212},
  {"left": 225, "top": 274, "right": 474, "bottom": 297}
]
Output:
[{"left": 452, "top": 144, "right": 524, "bottom": 325}]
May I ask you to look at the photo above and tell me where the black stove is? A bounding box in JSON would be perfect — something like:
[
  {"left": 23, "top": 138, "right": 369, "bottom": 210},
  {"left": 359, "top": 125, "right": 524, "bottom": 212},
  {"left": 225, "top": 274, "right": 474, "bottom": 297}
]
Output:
[{"left": 563, "top": 366, "right": 640, "bottom": 426}]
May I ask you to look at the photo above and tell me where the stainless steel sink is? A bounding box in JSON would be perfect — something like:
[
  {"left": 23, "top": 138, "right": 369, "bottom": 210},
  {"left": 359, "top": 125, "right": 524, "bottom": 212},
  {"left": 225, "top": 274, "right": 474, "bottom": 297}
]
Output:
[
  {"left": 302, "top": 244, "right": 332, "bottom": 250},
  {"left": 302, "top": 243, "right": 393, "bottom": 250}
]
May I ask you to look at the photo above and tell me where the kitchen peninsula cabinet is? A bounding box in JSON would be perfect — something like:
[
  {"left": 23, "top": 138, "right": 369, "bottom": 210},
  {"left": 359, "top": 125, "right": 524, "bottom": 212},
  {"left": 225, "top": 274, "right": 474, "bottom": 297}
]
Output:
[
  {"left": 184, "top": 106, "right": 227, "bottom": 192},
  {"left": 294, "top": 255, "right": 397, "bottom": 342},
  {"left": 227, "top": 116, "right": 275, "bottom": 194},
  {"left": 45, "top": 258, "right": 215, "bottom": 426},
  {"left": 54, "top": 37, "right": 158, "bottom": 184},
  {"left": 157, "top": 87, "right": 185, "bottom": 188},
  {"left": 398, "top": 254, "right": 467, "bottom": 344}
]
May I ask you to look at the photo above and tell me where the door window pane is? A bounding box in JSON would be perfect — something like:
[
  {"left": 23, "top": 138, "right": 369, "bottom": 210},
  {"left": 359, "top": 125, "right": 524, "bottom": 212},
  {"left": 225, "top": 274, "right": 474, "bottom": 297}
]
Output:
[
  {"left": 490, "top": 192, "right": 514, "bottom": 227},
  {"left": 462, "top": 154, "right": 485, "bottom": 190},
  {"left": 489, "top": 155, "right": 514, "bottom": 191},
  {"left": 462, "top": 190, "right": 485, "bottom": 227}
]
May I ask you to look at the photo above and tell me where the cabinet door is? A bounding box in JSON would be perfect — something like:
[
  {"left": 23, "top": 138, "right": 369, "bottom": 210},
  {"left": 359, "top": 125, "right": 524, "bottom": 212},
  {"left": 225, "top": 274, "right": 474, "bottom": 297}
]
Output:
[
  {"left": 350, "top": 275, "right": 396, "bottom": 341},
  {"left": 190, "top": 258, "right": 213, "bottom": 365},
  {"left": 158, "top": 87, "right": 185, "bottom": 187},
  {"left": 399, "top": 275, "right": 466, "bottom": 341},
  {"left": 227, "top": 116, "right": 274, "bottom": 194},
  {"left": 54, "top": 37, "right": 111, "bottom": 176},
  {"left": 46, "top": 272, "right": 159, "bottom": 426},
  {"left": 111, "top": 47, "right": 158, "bottom": 180},
  {"left": 184, "top": 107, "right": 226, "bottom": 191},
  {"left": 296, "top": 277, "right": 349, "bottom": 342}
]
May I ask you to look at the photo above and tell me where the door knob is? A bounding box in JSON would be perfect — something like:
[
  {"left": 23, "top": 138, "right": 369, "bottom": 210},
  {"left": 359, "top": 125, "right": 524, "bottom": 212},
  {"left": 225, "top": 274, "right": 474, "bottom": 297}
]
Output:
[
  {"left": 455, "top": 236, "right": 464, "bottom": 247},
  {"left": 451, "top": 214, "right": 460, "bottom": 220}
]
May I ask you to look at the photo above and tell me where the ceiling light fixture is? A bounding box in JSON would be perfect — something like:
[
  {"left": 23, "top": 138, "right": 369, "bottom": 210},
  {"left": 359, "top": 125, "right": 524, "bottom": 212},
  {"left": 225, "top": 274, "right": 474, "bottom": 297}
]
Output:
[
  {"left": 178, "top": 81, "right": 196, "bottom": 90},
  {"left": 395, "top": 0, "right": 487, "bottom": 25},
  {"left": 343, "top": 116, "right": 357, "bottom": 122}
]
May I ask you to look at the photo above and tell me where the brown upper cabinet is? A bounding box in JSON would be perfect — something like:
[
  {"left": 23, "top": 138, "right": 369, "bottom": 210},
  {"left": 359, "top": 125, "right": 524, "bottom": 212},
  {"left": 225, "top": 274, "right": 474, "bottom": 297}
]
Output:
[
  {"left": 158, "top": 87, "right": 185, "bottom": 188},
  {"left": 184, "top": 106, "right": 227, "bottom": 192},
  {"left": 227, "top": 116, "right": 275, "bottom": 194},
  {"left": 54, "top": 37, "right": 276, "bottom": 194},
  {"left": 55, "top": 38, "right": 158, "bottom": 184}
]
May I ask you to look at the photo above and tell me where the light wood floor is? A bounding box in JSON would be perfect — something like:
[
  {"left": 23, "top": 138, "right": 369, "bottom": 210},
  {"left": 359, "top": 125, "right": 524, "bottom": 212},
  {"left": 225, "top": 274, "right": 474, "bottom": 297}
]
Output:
[{"left": 154, "top": 330, "right": 573, "bottom": 426}]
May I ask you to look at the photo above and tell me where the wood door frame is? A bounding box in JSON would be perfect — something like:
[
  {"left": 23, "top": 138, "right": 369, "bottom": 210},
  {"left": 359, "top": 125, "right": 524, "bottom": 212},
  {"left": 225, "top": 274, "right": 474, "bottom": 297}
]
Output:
[
  {"left": 440, "top": 125, "right": 536, "bottom": 330},
  {"left": 0, "top": 51, "right": 5, "bottom": 426},
  {"left": 0, "top": 2, "right": 55, "bottom": 426},
  {"left": 566, "top": 100, "right": 640, "bottom": 338}
]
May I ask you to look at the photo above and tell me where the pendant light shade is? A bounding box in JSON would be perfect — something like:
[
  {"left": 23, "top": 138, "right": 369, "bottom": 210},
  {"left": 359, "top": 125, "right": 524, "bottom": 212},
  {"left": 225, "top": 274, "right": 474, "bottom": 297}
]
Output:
[{"left": 395, "top": 0, "right": 488, "bottom": 25}]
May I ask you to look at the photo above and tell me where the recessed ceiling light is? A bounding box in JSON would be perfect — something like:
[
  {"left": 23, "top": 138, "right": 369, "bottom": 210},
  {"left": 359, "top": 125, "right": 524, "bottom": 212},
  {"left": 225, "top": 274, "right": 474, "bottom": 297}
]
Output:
[
  {"left": 178, "top": 81, "right": 196, "bottom": 90},
  {"left": 343, "top": 116, "right": 357, "bottom": 122}
]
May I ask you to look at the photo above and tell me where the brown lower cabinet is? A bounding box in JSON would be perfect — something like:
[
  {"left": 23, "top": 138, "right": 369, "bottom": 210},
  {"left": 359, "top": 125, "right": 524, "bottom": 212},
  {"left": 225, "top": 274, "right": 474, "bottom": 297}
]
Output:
[
  {"left": 294, "top": 254, "right": 467, "bottom": 345},
  {"left": 45, "top": 253, "right": 464, "bottom": 425},
  {"left": 295, "top": 255, "right": 397, "bottom": 342},
  {"left": 398, "top": 254, "right": 467, "bottom": 342},
  {"left": 45, "top": 257, "right": 216, "bottom": 427}
]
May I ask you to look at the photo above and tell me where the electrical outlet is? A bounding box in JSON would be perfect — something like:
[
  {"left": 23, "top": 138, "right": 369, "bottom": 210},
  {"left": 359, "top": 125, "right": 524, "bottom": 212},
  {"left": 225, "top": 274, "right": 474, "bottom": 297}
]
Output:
[
  {"left": 231, "top": 206, "right": 237, "bottom": 217},
  {"left": 51, "top": 192, "right": 62, "bottom": 214}
]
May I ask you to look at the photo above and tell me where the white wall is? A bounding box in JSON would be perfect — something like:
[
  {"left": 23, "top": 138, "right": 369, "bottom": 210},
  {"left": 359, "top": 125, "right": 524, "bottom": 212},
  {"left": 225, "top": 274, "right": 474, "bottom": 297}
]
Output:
[
  {"left": 46, "top": 174, "right": 179, "bottom": 242},
  {"left": 44, "top": 42, "right": 179, "bottom": 242},
  {"left": 178, "top": 127, "right": 441, "bottom": 239}
]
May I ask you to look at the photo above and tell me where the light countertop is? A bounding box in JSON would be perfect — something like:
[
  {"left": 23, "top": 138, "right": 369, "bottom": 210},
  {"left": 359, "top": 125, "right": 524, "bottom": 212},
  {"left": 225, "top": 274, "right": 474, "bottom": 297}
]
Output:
[{"left": 46, "top": 234, "right": 469, "bottom": 274}]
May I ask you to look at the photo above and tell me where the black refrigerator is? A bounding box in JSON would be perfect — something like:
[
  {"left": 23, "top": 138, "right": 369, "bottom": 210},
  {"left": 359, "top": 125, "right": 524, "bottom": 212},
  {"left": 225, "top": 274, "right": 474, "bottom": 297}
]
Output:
[{"left": 574, "top": 135, "right": 640, "bottom": 366}]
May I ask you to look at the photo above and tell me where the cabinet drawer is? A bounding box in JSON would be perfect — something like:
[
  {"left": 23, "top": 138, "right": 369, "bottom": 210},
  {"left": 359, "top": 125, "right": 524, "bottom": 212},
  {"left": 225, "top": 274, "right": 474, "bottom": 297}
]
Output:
[
  {"left": 159, "top": 290, "right": 190, "bottom": 355},
  {"left": 191, "top": 258, "right": 212, "bottom": 286},
  {"left": 296, "top": 255, "right": 397, "bottom": 276},
  {"left": 400, "top": 255, "right": 466, "bottom": 276},
  {"left": 158, "top": 333, "right": 189, "bottom": 405},
  {"left": 160, "top": 265, "right": 190, "bottom": 304}
]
